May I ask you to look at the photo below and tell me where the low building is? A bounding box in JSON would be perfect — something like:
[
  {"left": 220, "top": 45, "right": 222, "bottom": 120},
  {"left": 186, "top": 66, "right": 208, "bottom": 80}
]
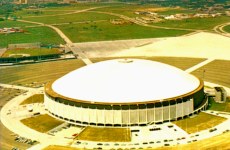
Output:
[{"left": 214, "top": 87, "right": 227, "bottom": 103}]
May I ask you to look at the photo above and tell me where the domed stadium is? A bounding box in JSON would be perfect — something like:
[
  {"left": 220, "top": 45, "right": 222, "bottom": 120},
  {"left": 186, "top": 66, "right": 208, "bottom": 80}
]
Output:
[{"left": 44, "top": 59, "right": 207, "bottom": 127}]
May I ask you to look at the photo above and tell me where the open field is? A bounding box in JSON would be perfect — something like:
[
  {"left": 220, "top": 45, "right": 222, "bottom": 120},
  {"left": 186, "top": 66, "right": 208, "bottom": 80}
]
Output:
[
  {"left": 78, "top": 126, "right": 131, "bottom": 142},
  {"left": 91, "top": 57, "right": 206, "bottom": 70},
  {"left": 94, "top": 4, "right": 172, "bottom": 17},
  {"left": 0, "top": 20, "right": 36, "bottom": 28},
  {"left": 20, "top": 94, "right": 44, "bottom": 105},
  {"left": 15, "top": 10, "right": 75, "bottom": 17},
  {"left": 22, "top": 12, "right": 119, "bottom": 24},
  {"left": 40, "top": 3, "right": 109, "bottom": 11},
  {"left": 172, "top": 112, "right": 227, "bottom": 134},
  {"left": 223, "top": 25, "right": 230, "bottom": 33},
  {"left": 0, "top": 26, "right": 65, "bottom": 48},
  {"left": 59, "top": 21, "right": 190, "bottom": 43},
  {"left": 0, "top": 57, "right": 204, "bottom": 87},
  {"left": 0, "top": 59, "right": 86, "bottom": 87},
  {"left": 152, "top": 16, "right": 230, "bottom": 30},
  {"left": 208, "top": 97, "right": 230, "bottom": 112},
  {"left": 192, "top": 60, "right": 230, "bottom": 88},
  {"left": 2, "top": 48, "right": 61, "bottom": 57},
  {"left": 20, "top": 114, "right": 64, "bottom": 133}
]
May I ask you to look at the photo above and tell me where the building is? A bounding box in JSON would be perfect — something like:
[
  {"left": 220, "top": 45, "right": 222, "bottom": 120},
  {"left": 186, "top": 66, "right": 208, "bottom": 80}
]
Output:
[
  {"left": 214, "top": 87, "right": 227, "bottom": 103},
  {"left": 44, "top": 59, "right": 207, "bottom": 127},
  {"left": 17, "top": 0, "right": 58, "bottom": 4}
]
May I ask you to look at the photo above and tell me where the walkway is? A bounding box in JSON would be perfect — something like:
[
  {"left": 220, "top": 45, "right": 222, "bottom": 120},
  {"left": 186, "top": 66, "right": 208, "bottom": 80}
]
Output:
[{"left": 185, "top": 58, "right": 215, "bottom": 73}]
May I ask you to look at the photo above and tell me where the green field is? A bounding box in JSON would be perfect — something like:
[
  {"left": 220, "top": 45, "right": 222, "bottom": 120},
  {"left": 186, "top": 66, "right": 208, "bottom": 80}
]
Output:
[
  {"left": 20, "top": 114, "right": 64, "bottom": 133},
  {"left": 20, "top": 94, "right": 44, "bottom": 105},
  {"left": 78, "top": 126, "right": 131, "bottom": 142},
  {"left": 173, "top": 112, "right": 227, "bottom": 134},
  {"left": 208, "top": 97, "right": 230, "bottom": 112},
  {"left": 15, "top": 10, "right": 75, "bottom": 18},
  {"left": 0, "top": 59, "right": 86, "bottom": 87},
  {"left": 2, "top": 48, "right": 61, "bottom": 57},
  {"left": 152, "top": 16, "right": 230, "bottom": 30},
  {"left": 0, "top": 57, "right": 204, "bottom": 87},
  {"left": 0, "top": 26, "right": 65, "bottom": 48},
  {"left": 58, "top": 21, "right": 190, "bottom": 42},
  {"left": 22, "top": 11, "right": 118, "bottom": 24},
  {"left": 223, "top": 25, "right": 230, "bottom": 33},
  {"left": 94, "top": 4, "right": 194, "bottom": 17},
  {"left": 0, "top": 20, "right": 36, "bottom": 28}
]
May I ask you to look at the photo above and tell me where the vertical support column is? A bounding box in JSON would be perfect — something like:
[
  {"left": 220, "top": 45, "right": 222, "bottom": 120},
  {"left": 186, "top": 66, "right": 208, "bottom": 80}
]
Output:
[
  {"left": 146, "top": 104, "right": 148, "bottom": 125},
  {"left": 175, "top": 99, "right": 177, "bottom": 120},
  {"left": 169, "top": 101, "right": 171, "bottom": 121}
]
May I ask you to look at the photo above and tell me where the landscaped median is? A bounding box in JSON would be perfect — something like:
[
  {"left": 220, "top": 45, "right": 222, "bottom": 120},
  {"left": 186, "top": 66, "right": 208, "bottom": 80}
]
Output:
[
  {"left": 20, "top": 94, "right": 44, "bottom": 105},
  {"left": 20, "top": 114, "right": 64, "bottom": 133},
  {"left": 77, "top": 126, "right": 131, "bottom": 142}
]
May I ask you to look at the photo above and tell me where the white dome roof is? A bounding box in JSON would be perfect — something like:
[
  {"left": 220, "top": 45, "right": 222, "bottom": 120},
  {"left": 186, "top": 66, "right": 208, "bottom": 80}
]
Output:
[{"left": 52, "top": 59, "right": 200, "bottom": 103}]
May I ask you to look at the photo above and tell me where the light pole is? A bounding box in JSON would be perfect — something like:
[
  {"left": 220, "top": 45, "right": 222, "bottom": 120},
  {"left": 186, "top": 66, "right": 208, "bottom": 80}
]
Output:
[{"left": 202, "top": 69, "right": 206, "bottom": 81}]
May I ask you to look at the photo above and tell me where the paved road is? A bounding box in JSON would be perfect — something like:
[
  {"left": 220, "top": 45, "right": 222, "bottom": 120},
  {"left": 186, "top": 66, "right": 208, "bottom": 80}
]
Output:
[{"left": 213, "top": 22, "right": 230, "bottom": 37}]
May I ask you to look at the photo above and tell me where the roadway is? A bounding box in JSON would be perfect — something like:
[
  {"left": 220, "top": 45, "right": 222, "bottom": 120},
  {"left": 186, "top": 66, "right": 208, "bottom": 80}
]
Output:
[{"left": 213, "top": 22, "right": 230, "bottom": 37}]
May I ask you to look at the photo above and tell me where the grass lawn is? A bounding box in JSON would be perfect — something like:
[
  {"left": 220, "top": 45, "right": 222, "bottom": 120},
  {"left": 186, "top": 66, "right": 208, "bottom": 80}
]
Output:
[
  {"left": 0, "top": 57, "right": 204, "bottom": 87},
  {"left": 0, "top": 59, "right": 86, "bottom": 87},
  {"left": 0, "top": 20, "right": 36, "bottom": 28},
  {"left": 173, "top": 112, "right": 227, "bottom": 134},
  {"left": 152, "top": 16, "right": 230, "bottom": 30},
  {"left": 58, "top": 21, "right": 190, "bottom": 42},
  {"left": 208, "top": 97, "right": 230, "bottom": 112},
  {"left": 2, "top": 48, "right": 61, "bottom": 57},
  {"left": 91, "top": 57, "right": 205, "bottom": 70},
  {"left": 43, "top": 145, "right": 80, "bottom": 150},
  {"left": 22, "top": 11, "right": 119, "bottom": 24},
  {"left": 223, "top": 25, "right": 230, "bottom": 33},
  {"left": 20, "top": 94, "right": 44, "bottom": 105},
  {"left": 15, "top": 10, "right": 75, "bottom": 18},
  {"left": 77, "top": 126, "right": 131, "bottom": 142},
  {"left": 0, "top": 26, "right": 65, "bottom": 48},
  {"left": 94, "top": 4, "right": 190, "bottom": 17},
  {"left": 20, "top": 114, "right": 63, "bottom": 133}
]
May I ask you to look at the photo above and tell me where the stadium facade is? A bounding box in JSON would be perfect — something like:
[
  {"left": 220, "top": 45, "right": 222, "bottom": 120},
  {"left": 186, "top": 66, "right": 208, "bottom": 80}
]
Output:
[{"left": 44, "top": 59, "right": 208, "bottom": 127}]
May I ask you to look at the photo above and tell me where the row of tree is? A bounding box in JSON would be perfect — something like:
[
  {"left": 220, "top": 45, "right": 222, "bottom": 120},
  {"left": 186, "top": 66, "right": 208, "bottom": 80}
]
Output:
[{"left": 0, "top": 53, "right": 61, "bottom": 63}]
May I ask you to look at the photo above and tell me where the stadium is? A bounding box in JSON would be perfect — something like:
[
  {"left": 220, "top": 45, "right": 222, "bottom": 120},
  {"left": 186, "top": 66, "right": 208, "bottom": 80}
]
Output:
[{"left": 44, "top": 59, "right": 208, "bottom": 127}]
